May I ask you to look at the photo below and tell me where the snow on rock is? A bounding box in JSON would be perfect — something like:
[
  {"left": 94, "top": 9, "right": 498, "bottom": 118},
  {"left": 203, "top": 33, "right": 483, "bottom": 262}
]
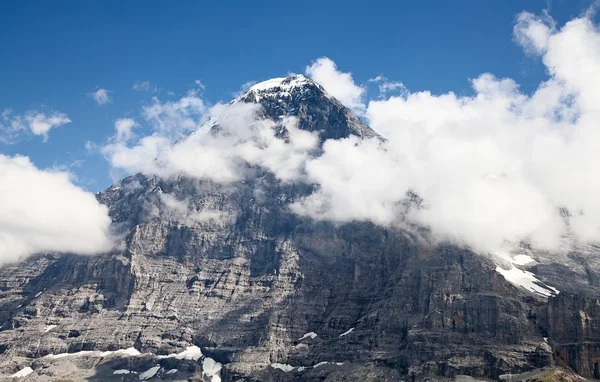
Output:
[
  {"left": 314, "top": 362, "right": 344, "bottom": 368},
  {"left": 495, "top": 266, "right": 559, "bottom": 297},
  {"left": 339, "top": 327, "right": 354, "bottom": 337},
  {"left": 43, "top": 324, "right": 57, "bottom": 332},
  {"left": 248, "top": 75, "right": 311, "bottom": 93},
  {"left": 298, "top": 366, "right": 307, "bottom": 372},
  {"left": 139, "top": 365, "right": 160, "bottom": 380},
  {"left": 203, "top": 357, "right": 222, "bottom": 382},
  {"left": 158, "top": 345, "right": 201, "bottom": 361},
  {"left": 45, "top": 350, "right": 94, "bottom": 359},
  {"left": 271, "top": 363, "right": 295, "bottom": 372},
  {"left": 113, "top": 369, "right": 132, "bottom": 375},
  {"left": 298, "top": 332, "right": 317, "bottom": 341},
  {"left": 10, "top": 367, "right": 34, "bottom": 378},
  {"left": 166, "top": 369, "right": 178, "bottom": 374},
  {"left": 111, "top": 347, "right": 142, "bottom": 357},
  {"left": 45, "top": 347, "right": 141, "bottom": 359},
  {"left": 242, "top": 75, "right": 318, "bottom": 102}
]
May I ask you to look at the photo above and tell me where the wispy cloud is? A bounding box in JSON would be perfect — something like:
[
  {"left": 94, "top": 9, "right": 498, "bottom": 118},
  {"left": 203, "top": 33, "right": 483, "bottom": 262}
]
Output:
[
  {"left": 133, "top": 81, "right": 158, "bottom": 93},
  {"left": 368, "top": 75, "right": 408, "bottom": 97}
]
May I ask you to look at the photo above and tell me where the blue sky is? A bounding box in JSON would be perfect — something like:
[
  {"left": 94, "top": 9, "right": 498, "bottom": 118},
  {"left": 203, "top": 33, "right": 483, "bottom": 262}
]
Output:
[{"left": 0, "top": 0, "right": 596, "bottom": 192}]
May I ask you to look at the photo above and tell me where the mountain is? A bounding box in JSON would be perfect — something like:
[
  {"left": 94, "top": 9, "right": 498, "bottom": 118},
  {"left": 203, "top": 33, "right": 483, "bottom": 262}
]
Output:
[{"left": 0, "top": 75, "right": 599, "bottom": 381}]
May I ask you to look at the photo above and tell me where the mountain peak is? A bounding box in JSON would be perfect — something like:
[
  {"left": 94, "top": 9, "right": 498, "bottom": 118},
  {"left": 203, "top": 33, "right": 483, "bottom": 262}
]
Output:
[
  {"left": 237, "top": 74, "right": 379, "bottom": 141},
  {"left": 247, "top": 74, "right": 315, "bottom": 94}
]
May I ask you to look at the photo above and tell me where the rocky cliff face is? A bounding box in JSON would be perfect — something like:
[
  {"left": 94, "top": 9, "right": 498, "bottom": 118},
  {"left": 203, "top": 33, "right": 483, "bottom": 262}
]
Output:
[{"left": 0, "top": 76, "right": 598, "bottom": 381}]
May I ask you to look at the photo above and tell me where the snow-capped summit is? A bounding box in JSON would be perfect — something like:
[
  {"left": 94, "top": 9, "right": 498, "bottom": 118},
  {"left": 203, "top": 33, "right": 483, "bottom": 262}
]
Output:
[{"left": 245, "top": 74, "right": 317, "bottom": 95}]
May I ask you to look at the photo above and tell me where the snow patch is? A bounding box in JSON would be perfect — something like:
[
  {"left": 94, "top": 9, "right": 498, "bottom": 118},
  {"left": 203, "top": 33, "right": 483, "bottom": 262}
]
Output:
[
  {"left": 314, "top": 361, "right": 344, "bottom": 368},
  {"left": 45, "top": 350, "right": 94, "bottom": 359},
  {"left": 10, "top": 367, "right": 33, "bottom": 378},
  {"left": 203, "top": 357, "right": 222, "bottom": 382},
  {"left": 339, "top": 327, "right": 354, "bottom": 337},
  {"left": 139, "top": 365, "right": 160, "bottom": 380},
  {"left": 166, "top": 369, "right": 178, "bottom": 374},
  {"left": 298, "top": 332, "right": 317, "bottom": 341},
  {"left": 45, "top": 347, "right": 141, "bottom": 359},
  {"left": 158, "top": 345, "right": 201, "bottom": 361},
  {"left": 113, "top": 369, "right": 132, "bottom": 375},
  {"left": 243, "top": 75, "right": 316, "bottom": 102},
  {"left": 271, "top": 363, "right": 295, "bottom": 372},
  {"left": 35, "top": 292, "right": 42, "bottom": 297},
  {"left": 43, "top": 324, "right": 57, "bottom": 332},
  {"left": 495, "top": 266, "right": 559, "bottom": 297},
  {"left": 112, "top": 347, "right": 142, "bottom": 357},
  {"left": 249, "top": 75, "right": 310, "bottom": 93}
]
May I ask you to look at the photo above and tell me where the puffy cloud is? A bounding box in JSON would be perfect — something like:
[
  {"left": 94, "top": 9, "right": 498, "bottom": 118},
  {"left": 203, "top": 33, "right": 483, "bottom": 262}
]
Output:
[
  {"left": 1, "top": 109, "right": 70, "bottom": 143},
  {"left": 114, "top": 118, "right": 138, "bottom": 143},
  {"left": 513, "top": 11, "right": 554, "bottom": 55},
  {"left": 0, "top": 155, "right": 114, "bottom": 264},
  {"left": 305, "top": 57, "right": 366, "bottom": 115},
  {"left": 101, "top": 94, "right": 318, "bottom": 184},
  {"left": 142, "top": 90, "right": 206, "bottom": 137},
  {"left": 25, "top": 111, "right": 71, "bottom": 141},
  {"left": 88, "top": 88, "right": 112, "bottom": 105}
]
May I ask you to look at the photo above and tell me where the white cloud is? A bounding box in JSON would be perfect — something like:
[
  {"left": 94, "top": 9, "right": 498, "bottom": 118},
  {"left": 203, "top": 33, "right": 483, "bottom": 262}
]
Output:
[
  {"left": 293, "top": 10, "right": 600, "bottom": 254},
  {"left": 369, "top": 75, "right": 408, "bottom": 97},
  {"left": 142, "top": 90, "right": 206, "bottom": 137},
  {"left": 0, "top": 155, "right": 114, "bottom": 264},
  {"left": 194, "top": 79, "right": 206, "bottom": 90},
  {"left": 88, "top": 88, "right": 112, "bottom": 105},
  {"left": 1, "top": 109, "right": 70, "bottom": 143},
  {"left": 114, "top": 118, "right": 138, "bottom": 143},
  {"left": 305, "top": 57, "right": 366, "bottom": 115},
  {"left": 133, "top": 81, "right": 158, "bottom": 93},
  {"left": 25, "top": 111, "right": 71, "bottom": 141},
  {"left": 101, "top": 98, "right": 318, "bottom": 184},
  {"left": 513, "top": 11, "right": 554, "bottom": 55}
]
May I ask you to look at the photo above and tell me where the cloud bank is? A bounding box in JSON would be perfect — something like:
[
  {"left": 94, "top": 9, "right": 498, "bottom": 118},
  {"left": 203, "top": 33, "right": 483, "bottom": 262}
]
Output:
[
  {"left": 102, "top": 99, "right": 318, "bottom": 184},
  {"left": 0, "top": 155, "right": 114, "bottom": 264},
  {"left": 294, "top": 10, "right": 600, "bottom": 253},
  {"left": 100, "top": 10, "right": 600, "bottom": 256}
]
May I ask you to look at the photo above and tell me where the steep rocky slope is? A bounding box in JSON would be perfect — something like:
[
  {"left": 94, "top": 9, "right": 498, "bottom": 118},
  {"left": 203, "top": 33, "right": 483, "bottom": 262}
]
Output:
[{"left": 0, "top": 75, "right": 599, "bottom": 381}]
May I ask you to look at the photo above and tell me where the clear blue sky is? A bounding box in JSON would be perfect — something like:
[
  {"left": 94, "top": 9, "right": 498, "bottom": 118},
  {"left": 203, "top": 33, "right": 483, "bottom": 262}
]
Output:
[{"left": 0, "top": 0, "right": 595, "bottom": 191}]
